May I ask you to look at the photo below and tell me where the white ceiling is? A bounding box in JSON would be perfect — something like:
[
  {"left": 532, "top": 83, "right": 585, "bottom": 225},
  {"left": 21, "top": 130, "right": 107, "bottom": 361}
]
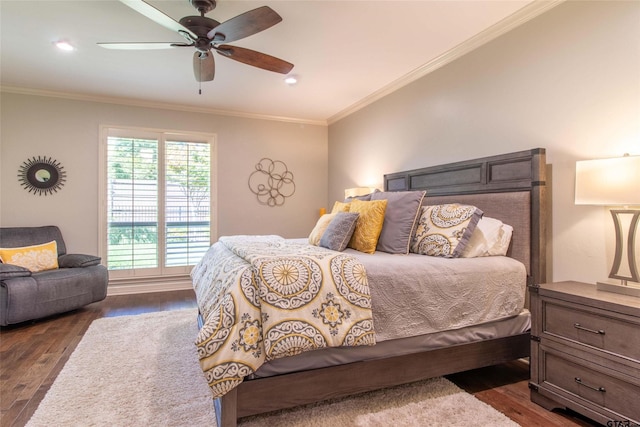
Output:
[{"left": 0, "top": 0, "right": 553, "bottom": 124}]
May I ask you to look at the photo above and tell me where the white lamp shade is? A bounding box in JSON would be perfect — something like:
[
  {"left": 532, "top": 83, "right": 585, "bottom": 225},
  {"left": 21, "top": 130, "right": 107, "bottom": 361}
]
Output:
[{"left": 575, "top": 155, "right": 640, "bottom": 206}]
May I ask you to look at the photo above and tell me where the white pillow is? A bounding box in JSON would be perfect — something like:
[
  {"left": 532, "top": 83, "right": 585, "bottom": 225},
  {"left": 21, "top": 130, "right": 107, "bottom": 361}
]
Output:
[
  {"left": 308, "top": 213, "right": 337, "bottom": 245},
  {"left": 461, "top": 217, "right": 513, "bottom": 258}
]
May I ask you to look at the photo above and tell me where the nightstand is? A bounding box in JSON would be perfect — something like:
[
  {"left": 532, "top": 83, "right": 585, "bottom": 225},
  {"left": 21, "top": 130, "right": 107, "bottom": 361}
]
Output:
[{"left": 529, "top": 281, "right": 640, "bottom": 425}]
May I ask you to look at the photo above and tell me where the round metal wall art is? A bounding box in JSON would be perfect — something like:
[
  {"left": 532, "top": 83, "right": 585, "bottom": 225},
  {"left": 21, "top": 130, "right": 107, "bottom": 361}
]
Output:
[
  {"left": 248, "top": 158, "right": 295, "bottom": 207},
  {"left": 18, "top": 156, "right": 67, "bottom": 196}
]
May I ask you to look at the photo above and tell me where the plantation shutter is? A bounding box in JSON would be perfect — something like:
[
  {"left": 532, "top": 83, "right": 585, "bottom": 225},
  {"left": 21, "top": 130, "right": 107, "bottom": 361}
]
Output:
[
  {"left": 106, "top": 137, "right": 159, "bottom": 271},
  {"left": 165, "top": 140, "right": 211, "bottom": 267},
  {"left": 103, "top": 128, "right": 214, "bottom": 280}
]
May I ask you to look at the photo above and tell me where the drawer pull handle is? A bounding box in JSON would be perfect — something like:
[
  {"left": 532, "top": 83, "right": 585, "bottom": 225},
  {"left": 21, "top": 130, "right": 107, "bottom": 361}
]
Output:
[
  {"left": 574, "top": 377, "right": 606, "bottom": 393},
  {"left": 573, "top": 323, "right": 605, "bottom": 335}
]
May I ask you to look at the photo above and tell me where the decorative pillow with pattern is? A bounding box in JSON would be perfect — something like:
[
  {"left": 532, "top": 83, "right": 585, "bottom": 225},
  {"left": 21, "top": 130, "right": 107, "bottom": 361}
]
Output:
[
  {"left": 347, "top": 199, "right": 388, "bottom": 254},
  {"left": 0, "top": 240, "right": 59, "bottom": 272},
  {"left": 410, "top": 204, "right": 483, "bottom": 257},
  {"left": 319, "top": 212, "right": 360, "bottom": 251}
]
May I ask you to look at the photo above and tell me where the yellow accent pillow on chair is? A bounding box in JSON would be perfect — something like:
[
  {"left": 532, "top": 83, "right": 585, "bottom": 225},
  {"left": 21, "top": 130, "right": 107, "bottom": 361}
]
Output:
[
  {"left": 0, "top": 240, "right": 59, "bottom": 272},
  {"left": 347, "top": 199, "right": 387, "bottom": 254}
]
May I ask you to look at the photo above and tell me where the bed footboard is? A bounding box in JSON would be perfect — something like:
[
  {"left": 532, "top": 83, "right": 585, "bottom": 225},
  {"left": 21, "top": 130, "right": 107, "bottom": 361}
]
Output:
[
  {"left": 215, "top": 333, "right": 530, "bottom": 426},
  {"left": 214, "top": 388, "right": 238, "bottom": 427}
]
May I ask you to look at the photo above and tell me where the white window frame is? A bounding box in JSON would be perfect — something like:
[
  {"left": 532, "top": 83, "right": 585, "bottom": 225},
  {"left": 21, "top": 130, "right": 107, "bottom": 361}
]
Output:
[{"left": 98, "top": 125, "right": 217, "bottom": 284}]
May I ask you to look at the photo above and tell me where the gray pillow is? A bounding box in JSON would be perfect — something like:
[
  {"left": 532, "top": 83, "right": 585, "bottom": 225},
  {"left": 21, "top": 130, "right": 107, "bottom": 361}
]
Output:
[
  {"left": 371, "top": 190, "right": 426, "bottom": 254},
  {"left": 0, "top": 263, "right": 32, "bottom": 280},
  {"left": 344, "top": 194, "right": 371, "bottom": 202},
  {"left": 319, "top": 212, "right": 359, "bottom": 252},
  {"left": 58, "top": 254, "right": 101, "bottom": 268},
  {"left": 344, "top": 189, "right": 380, "bottom": 202}
]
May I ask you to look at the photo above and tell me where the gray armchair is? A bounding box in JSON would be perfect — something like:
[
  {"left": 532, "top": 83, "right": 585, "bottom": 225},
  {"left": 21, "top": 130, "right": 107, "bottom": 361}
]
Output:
[{"left": 0, "top": 226, "right": 108, "bottom": 326}]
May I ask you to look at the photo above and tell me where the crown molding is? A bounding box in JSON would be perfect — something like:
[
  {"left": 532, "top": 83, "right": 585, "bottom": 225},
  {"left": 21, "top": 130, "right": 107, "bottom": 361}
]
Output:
[
  {"left": 0, "top": 86, "right": 328, "bottom": 127},
  {"left": 327, "top": 0, "right": 564, "bottom": 125}
]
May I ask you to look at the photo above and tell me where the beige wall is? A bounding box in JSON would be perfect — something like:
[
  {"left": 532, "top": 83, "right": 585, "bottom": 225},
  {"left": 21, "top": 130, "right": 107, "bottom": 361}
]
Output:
[
  {"left": 2, "top": 1, "right": 639, "bottom": 288},
  {"left": 0, "top": 93, "right": 328, "bottom": 255},
  {"left": 328, "top": 1, "right": 640, "bottom": 284}
]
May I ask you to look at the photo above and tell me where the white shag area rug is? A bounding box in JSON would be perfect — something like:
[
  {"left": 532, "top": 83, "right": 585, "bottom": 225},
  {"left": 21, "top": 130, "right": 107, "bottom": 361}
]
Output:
[{"left": 27, "top": 309, "right": 520, "bottom": 427}]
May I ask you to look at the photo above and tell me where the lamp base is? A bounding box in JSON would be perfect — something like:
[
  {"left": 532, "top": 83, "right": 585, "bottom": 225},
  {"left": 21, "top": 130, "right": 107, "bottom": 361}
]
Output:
[{"left": 596, "top": 280, "right": 640, "bottom": 298}]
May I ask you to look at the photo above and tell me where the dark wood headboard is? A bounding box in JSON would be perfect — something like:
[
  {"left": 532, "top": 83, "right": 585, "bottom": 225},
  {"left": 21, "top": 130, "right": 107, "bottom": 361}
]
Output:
[{"left": 384, "top": 148, "right": 547, "bottom": 286}]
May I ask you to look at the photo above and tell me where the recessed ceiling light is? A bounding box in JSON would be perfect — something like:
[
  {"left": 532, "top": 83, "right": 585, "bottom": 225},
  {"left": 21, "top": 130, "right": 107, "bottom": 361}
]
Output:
[
  {"left": 54, "top": 40, "right": 75, "bottom": 51},
  {"left": 284, "top": 76, "right": 298, "bottom": 86}
]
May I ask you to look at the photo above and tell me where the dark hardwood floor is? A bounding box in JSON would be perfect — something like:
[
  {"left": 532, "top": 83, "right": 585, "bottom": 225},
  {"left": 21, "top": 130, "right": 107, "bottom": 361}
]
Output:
[{"left": 1, "top": 290, "right": 599, "bottom": 427}]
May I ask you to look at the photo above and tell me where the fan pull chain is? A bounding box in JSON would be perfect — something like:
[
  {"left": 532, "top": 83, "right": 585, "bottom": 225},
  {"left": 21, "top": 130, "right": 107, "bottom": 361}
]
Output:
[{"left": 198, "top": 58, "right": 203, "bottom": 94}]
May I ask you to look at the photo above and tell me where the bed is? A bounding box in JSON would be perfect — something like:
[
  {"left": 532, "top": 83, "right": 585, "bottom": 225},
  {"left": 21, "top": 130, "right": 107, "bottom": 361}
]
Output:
[{"left": 193, "top": 148, "right": 547, "bottom": 427}]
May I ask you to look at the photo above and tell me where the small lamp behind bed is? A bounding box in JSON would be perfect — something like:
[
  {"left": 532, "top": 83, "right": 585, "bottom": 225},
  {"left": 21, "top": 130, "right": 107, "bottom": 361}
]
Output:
[{"left": 575, "top": 154, "right": 640, "bottom": 296}]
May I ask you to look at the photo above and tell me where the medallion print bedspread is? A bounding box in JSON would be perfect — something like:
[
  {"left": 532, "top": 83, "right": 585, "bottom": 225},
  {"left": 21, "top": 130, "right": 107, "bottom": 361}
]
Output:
[{"left": 191, "top": 235, "right": 375, "bottom": 398}]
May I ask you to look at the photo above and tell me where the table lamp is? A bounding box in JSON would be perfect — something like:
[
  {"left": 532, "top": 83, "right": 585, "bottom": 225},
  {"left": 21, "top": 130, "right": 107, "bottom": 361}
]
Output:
[{"left": 575, "top": 154, "right": 640, "bottom": 296}]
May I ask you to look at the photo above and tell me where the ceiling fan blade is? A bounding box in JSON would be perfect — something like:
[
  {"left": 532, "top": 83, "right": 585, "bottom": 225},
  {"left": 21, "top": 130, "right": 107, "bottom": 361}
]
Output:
[
  {"left": 119, "top": 0, "right": 197, "bottom": 42},
  {"left": 98, "top": 42, "right": 192, "bottom": 50},
  {"left": 207, "top": 6, "right": 282, "bottom": 43},
  {"left": 215, "top": 45, "right": 293, "bottom": 74},
  {"left": 193, "top": 51, "right": 215, "bottom": 82}
]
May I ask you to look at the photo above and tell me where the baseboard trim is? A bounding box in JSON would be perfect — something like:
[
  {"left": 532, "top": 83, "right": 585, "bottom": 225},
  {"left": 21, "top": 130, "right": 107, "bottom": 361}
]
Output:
[{"left": 107, "top": 279, "right": 193, "bottom": 296}]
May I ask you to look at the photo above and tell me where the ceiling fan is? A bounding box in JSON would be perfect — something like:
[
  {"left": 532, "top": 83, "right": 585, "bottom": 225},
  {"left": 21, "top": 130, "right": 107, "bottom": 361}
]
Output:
[{"left": 98, "top": 0, "right": 294, "bottom": 82}]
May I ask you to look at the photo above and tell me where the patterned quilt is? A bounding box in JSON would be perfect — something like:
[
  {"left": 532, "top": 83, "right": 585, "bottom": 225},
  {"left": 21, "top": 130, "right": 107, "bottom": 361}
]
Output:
[{"left": 190, "top": 235, "right": 375, "bottom": 398}]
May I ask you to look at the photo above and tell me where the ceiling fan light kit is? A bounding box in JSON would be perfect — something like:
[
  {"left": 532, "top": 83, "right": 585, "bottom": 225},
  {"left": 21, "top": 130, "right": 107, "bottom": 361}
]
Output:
[{"left": 99, "top": 0, "right": 294, "bottom": 83}]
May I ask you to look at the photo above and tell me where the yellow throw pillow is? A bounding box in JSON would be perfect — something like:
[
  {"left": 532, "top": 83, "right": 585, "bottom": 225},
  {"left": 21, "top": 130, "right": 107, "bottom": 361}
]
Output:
[
  {"left": 331, "top": 201, "right": 351, "bottom": 213},
  {"left": 0, "top": 240, "right": 59, "bottom": 272},
  {"left": 308, "top": 213, "right": 337, "bottom": 245},
  {"left": 347, "top": 199, "right": 387, "bottom": 254}
]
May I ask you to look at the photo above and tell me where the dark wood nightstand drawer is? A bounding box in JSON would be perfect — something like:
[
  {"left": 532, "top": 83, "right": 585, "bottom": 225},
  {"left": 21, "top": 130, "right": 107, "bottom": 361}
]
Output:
[
  {"left": 543, "top": 299, "right": 640, "bottom": 362},
  {"left": 530, "top": 282, "right": 640, "bottom": 425},
  {"left": 543, "top": 350, "right": 640, "bottom": 422}
]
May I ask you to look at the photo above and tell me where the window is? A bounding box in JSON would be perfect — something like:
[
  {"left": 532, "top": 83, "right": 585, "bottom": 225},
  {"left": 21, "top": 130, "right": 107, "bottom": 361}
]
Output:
[{"left": 99, "top": 127, "right": 216, "bottom": 281}]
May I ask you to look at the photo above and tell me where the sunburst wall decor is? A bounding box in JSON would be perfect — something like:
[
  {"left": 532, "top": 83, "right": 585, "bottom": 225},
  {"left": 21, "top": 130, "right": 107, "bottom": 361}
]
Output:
[{"left": 18, "top": 156, "right": 67, "bottom": 196}]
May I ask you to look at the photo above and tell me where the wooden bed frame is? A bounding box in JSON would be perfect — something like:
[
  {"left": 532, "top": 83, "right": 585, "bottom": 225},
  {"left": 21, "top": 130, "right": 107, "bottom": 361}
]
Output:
[{"left": 213, "top": 148, "right": 548, "bottom": 426}]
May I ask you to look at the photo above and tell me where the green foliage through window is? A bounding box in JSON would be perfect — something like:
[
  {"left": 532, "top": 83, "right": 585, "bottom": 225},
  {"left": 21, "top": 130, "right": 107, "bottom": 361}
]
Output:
[{"left": 106, "top": 133, "right": 211, "bottom": 271}]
